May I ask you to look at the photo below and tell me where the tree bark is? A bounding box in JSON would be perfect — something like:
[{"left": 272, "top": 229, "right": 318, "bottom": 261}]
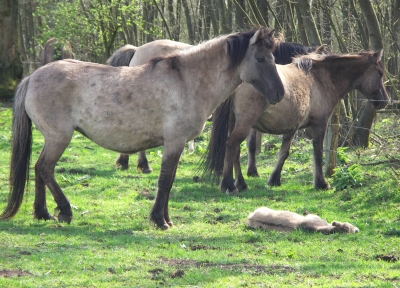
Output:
[
  {"left": 0, "top": 0, "right": 22, "bottom": 100},
  {"left": 297, "top": 0, "right": 321, "bottom": 45},
  {"left": 182, "top": 0, "right": 195, "bottom": 44},
  {"left": 353, "top": 0, "right": 384, "bottom": 148},
  {"left": 295, "top": 3, "right": 309, "bottom": 45},
  {"left": 217, "top": 0, "right": 229, "bottom": 34},
  {"left": 234, "top": 0, "right": 246, "bottom": 30}
]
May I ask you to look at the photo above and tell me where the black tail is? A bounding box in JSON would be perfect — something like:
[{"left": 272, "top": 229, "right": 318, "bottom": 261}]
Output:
[
  {"left": 106, "top": 44, "right": 137, "bottom": 67},
  {"left": 199, "top": 95, "right": 234, "bottom": 183},
  {"left": 1, "top": 77, "right": 32, "bottom": 220}
]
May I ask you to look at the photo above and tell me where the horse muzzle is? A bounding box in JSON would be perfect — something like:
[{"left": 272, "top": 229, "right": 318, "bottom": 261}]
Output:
[
  {"left": 269, "top": 88, "right": 285, "bottom": 105},
  {"left": 371, "top": 89, "right": 389, "bottom": 110}
]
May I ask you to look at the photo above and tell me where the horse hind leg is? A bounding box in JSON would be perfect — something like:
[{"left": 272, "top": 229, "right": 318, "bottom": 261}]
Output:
[
  {"left": 268, "top": 132, "right": 296, "bottom": 187},
  {"left": 137, "top": 151, "right": 153, "bottom": 174},
  {"left": 35, "top": 138, "right": 73, "bottom": 223},
  {"left": 116, "top": 154, "right": 130, "bottom": 170},
  {"left": 246, "top": 128, "right": 260, "bottom": 177},
  {"left": 33, "top": 150, "right": 56, "bottom": 221}
]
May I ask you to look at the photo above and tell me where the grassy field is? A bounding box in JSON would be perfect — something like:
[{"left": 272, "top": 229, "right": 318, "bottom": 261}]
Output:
[{"left": 0, "top": 101, "right": 399, "bottom": 287}]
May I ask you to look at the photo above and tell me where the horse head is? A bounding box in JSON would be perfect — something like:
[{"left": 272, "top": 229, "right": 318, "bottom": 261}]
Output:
[
  {"left": 231, "top": 28, "right": 285, "bottom": 105},
  {"left": 357, "top": 50, "right": 389, "bottom": 110}
]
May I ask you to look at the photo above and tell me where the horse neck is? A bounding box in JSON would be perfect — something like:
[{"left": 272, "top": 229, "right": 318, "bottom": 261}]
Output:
[
  {"left": 179, "top": 39, "right": 242, "bottom": 116},
  {"left": 312, "top": 58, "right": 368, "bottom": 100}
]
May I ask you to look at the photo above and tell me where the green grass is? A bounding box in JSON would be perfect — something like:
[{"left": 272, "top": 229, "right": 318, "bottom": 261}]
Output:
[{"left": 0, "top": 103, "right": 399, "bottom": 287}]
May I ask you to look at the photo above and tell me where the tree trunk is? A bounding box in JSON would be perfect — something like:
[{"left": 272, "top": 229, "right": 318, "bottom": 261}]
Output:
[
  {"left": 295, "top": 3, "right": 309, "bottom": 45},
  {"left": 0, "top": 0, "right": 22, "bottom": 100},
  {"left": 297, "top": 0, "right": 321, "bottom": 45},
  {"left": 217, "top": 0, "right": 229, "bottom": 34},
  {"left": 205, "top": 0, "right": 218, "bottom": 37},
  {"left": 353, "top": 0, "right": 384, "bottom": 148},
  {"left": 234, "top": 0, "right": 246, "bottom": 30},
  {"left": 325, "top": 102, "right": 341, "bottom": 177},
  {"left": 182, "top": 0, "right": 195, "bottom": 44}
]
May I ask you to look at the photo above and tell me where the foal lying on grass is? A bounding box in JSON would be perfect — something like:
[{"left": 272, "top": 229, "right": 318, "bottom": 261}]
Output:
[{"left": 247, "top": 207, "right": 359, "bottom": 234}]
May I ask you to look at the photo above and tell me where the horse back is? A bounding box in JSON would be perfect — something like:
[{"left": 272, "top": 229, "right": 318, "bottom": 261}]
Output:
[{"left": 129, "top": 40, "right": 192, "bottom": 67}]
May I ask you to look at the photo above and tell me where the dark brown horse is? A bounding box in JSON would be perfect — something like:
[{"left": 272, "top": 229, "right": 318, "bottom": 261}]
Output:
[
  {"left": 106, "top": 40, "right": 319, "bottom": 173},
  {"left": 0, "top": 29, "right": 284, "bottom": 230},
  {"left": 203, "top": 50, "right": 389, "bottom": 193},
  {"left": 40, "top": 38, "right": 73, "bottom": 66}
]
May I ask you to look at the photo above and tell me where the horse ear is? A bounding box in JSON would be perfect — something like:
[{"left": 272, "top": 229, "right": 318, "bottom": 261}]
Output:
[
  {"left": 372, "top": 49, "right": 383, "bottom": 62},
  {"left": 315, "top": 44, "right": 327, "bottom": 54},
  {"left": 249, "top": 29, "right": 263, "bottom": 45},
  {"left": 267, "top": 29, "right": 275, "bottom": 38}
]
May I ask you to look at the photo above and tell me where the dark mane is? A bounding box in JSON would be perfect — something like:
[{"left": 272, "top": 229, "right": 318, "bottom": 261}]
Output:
[
  {"left": 226, "top": 29, "right": 276, "bottom": 70},
  {"left": 150, "top": 57, "right": 165, "bottom": 69},
  {"left": 273, "top": 42, "right": 317, "bottom": 65},
  {"left": 149, "top": 56, "right": 181, "bottom": 77},
  {"left": 106, "top": 44, "right": 137, "bottom": 67},
  {"left": 293, "top": 51, "right": 376, "bottom": 74}
]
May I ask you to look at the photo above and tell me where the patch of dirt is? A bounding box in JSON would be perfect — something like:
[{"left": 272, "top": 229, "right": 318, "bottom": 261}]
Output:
[
  {"left": 0, "top": 269, "right": 33, "bottom": 278},
  {"left": 159, "top": 257, "right": 295, "bottom": 274},
  {"left": 189, "top": 244, "right": 218, "bottom": 251},
  {"left": 139, "top": 189, "right": 155, "bottom": 200},
  {"left": 148, "top": 268, "right": 164, "bottom": 274},
  {"left": 55, "top": 167, "right": 95, "bottom": 174},
  {"left": 375, "top": 254, "right": 398, "bottom": 262},
  {"left": 170, "top": 269, "right": 185, "bottom": 278}
]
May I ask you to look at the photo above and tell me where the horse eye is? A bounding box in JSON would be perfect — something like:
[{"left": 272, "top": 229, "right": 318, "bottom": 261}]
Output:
[
  {"left": 256, "top": 58, "right": 264, "bottom": 63},
  {"left": 378, "top": 70, "right": 383, "bottom": 77}
]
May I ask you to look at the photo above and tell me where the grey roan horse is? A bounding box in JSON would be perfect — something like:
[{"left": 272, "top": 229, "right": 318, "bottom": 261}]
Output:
[
  {"left": 107, "top": 40, "right": 318, "bottom": 173},
  {"left": 0, "top": 28, "right": 284, "bottom": 230},
  {"left": 202, "top": 50, "right": 389, "bottom": 193}
]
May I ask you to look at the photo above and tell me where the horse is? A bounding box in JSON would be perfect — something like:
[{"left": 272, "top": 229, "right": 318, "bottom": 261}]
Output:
[
  {"left": 107, "top": 40, "right": 319, "bottom": 173},
  {"left": 40, "top": 38, "right": 73, "bottom": 66},
  {"left": 0, "top": 28, "right": 285, "bottom": 230},
  {"left": 107, "top": 40, "right": 194, "bottom": 173},
  {"left": 202, "top": 50, "right": 389, "bottom": 193}
]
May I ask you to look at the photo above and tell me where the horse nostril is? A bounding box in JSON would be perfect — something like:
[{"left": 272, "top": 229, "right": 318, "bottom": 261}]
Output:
[{"left": 277, "top": 89, "right": 284, "bottom": 100}]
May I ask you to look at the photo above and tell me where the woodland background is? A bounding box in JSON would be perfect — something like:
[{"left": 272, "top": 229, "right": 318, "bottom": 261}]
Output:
[{"left": 0, "top": 0, "right": 399, "bottom": 170}]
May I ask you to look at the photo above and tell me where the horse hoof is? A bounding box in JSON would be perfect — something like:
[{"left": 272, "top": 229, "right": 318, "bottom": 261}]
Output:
[
  {"left": 247, "top": 170, "right": 260, "bottom": 177},
  {"left": 58, "top": 213, "right": 72, "bottom": 224},
  {"left": 34, "top": 212, "right": 57, "bottom": 221},
  {"left": 119, "top": 164, "right": 129, "bottom": 170},
  {"left": 141, "top": 167, "right": 153, "bottom": 174},
  {"left": 268, "top": 176, "right": 281, "bottom": 187},
  {"left": 315, "top": 182, "right": 331, "bottom": 190},
  {"left": 225, "top": 188, "right": 238, "bottom": 195},
  {"left": 160, "top": 224, "right": 169, "bottom": 230},
  {"left": 167, "top": 221, "right": 174, "bottom": 227}
]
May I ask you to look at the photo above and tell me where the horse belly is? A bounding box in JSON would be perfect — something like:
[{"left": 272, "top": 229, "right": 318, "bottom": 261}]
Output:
[
  {"left": 254, "top": 108, "right": 304, "bottom": 135},
  {"left": 74, "top": 108, "right": 165, "bottom": 153}
]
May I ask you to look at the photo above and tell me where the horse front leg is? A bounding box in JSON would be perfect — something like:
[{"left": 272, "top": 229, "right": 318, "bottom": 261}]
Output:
[
  {"left": 137, "top": 151, "right": 153, "bottom": 174},
  {"left": 312, "top": 125, "right": 331, "bottom": 189},
  {"left": 116, "top": 154, "right": 130, "bottom": 170},
  {"left": 246, "top": 128, "right": 260, "bottom": 177},
  {"left": 268, "top": 132, "right": 296, "bottom": 187},
  {"left": 150, "top": 143, "right": 183, "bottom": 230}
]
